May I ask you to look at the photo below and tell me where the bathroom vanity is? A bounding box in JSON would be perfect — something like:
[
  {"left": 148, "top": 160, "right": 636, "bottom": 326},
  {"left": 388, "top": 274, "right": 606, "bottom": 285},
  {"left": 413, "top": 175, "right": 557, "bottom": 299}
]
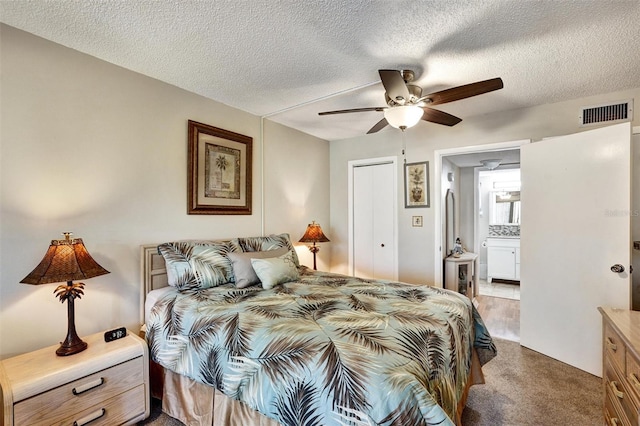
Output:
[{"left": 486, "top": 237, "right": 520, "bottom": 282}]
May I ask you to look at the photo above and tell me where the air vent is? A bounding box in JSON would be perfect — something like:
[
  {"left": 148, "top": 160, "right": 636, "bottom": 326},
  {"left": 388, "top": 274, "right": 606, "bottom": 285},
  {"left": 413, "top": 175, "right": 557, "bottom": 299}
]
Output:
[{"left": 579, "top": 100, "right": 633, "bottom": 126}]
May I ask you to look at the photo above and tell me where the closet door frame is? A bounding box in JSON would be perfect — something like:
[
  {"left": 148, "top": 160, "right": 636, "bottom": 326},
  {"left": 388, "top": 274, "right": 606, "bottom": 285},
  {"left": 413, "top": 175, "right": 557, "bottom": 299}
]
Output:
[{"left": 348, "top": 156, "right": 398, "bottom": 280}]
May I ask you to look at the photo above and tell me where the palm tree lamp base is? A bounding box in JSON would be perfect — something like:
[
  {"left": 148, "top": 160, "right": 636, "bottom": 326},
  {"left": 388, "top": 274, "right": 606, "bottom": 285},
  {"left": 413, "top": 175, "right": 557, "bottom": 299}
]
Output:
[{"left": 55, "top": 284, "right": 88, "bottom": 356}]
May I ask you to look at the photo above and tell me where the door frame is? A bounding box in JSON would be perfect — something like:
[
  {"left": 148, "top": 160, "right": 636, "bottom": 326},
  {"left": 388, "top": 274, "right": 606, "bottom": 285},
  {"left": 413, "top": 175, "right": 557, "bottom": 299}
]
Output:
[
  {"left": 433, "top": 140, "right": 530, "bottom": 287},
  {"left": 348, "top": 156, "right": 399, "bottom": 280}
]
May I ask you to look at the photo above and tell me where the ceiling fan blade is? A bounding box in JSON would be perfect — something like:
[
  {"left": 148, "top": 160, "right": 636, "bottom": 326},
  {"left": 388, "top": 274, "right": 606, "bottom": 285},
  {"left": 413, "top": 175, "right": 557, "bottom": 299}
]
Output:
[
  {"left": 367, "top": 118, "right": 389, "bottom": 134},
  {"left": 318, "top": 107, "right": 384, "bottom": 116},
  {"left": 422, "top": 107, "right": 462, "bottom": 126},
  {"left": 424, "top": 77, "right": 503, "bottom": 106},
  {"left": 379, "top": 70, "right": 411, "bottom": 104}
]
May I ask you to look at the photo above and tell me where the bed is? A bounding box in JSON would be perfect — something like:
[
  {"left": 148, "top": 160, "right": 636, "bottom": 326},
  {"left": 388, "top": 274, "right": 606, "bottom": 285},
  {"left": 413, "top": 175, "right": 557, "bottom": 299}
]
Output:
[{"left": 141, "top": 234, "right": 496, "bottom": 426}]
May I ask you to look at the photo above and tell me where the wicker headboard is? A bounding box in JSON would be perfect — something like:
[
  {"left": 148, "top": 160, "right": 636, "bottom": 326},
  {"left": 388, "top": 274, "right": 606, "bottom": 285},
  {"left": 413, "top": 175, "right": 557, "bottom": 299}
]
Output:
[{"left": 140, "top": 244, "right": 169, "bottom": 324}]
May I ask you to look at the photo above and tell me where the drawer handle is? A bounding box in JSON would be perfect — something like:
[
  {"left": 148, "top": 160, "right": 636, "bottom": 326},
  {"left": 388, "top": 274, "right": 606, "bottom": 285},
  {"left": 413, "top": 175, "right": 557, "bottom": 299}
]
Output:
[
  {"left": 609, "top": 417, "right": 621, "bottom": 426},
  {"left": 629, "top": 373, "right": 640, "bottom": 389},
  {"left": 610, "top": 381, "right": 624, "bottom": 399},
  {"left": 72, "top": 377, "right": 105, "bottom": 395},
  {"left": 73, "top": 408, "right": 105, "bottom": 426},
  {"left": 607, "top": 337, "right": 618, "bottom": 352}
]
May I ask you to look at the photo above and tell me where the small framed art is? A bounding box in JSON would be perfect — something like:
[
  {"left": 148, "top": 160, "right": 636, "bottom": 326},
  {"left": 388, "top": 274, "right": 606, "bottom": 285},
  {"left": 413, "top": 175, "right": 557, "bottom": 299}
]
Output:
[
  {"left": 404, "top": 161, "right": 430, "bottom": 208},
  {"left": 188, "top": 120, "right": 252, "bottom": 215}
]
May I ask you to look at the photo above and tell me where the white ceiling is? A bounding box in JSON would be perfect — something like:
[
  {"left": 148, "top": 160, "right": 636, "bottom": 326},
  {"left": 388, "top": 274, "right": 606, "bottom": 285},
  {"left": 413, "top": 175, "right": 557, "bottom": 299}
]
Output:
[{"left": 2, "top": 1, "right": 640, "bottom": 141}]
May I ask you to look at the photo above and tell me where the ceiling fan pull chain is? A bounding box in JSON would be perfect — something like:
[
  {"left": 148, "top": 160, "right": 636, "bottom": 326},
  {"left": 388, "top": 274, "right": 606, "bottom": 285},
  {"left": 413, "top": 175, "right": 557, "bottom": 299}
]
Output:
[{"left": 402, "top": 131, "right": 407, "bottom": 164}]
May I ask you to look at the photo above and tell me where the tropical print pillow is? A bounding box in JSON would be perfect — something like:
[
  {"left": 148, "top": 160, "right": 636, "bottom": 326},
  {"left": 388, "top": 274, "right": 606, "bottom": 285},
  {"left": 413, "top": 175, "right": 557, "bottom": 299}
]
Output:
[
  {"left": 231, "top": 233, "right": 300, "bottom": 267},
  {"left": 157, "top": 240, "right": 237, "bottom": 290}
]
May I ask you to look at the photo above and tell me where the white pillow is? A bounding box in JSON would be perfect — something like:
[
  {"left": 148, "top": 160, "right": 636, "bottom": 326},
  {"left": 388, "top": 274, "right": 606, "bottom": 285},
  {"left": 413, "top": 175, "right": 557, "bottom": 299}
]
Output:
[{"left": 251, "top": 251, "right": 299, "bottom": 289}]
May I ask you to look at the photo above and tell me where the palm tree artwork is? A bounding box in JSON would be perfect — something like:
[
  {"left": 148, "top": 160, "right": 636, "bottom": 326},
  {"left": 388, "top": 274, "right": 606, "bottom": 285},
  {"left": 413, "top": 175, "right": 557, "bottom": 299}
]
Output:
[{"left": 213, "top": 154, "right": 229, "bottom": 190}]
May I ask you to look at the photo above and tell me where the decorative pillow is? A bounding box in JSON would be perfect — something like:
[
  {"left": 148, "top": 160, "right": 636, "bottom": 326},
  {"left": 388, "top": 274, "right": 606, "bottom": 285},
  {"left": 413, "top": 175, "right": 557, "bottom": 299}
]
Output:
[
  {"left": 227, "top": 247, "right": 288, "bottom": 288},
  {"left": 251, "top": 251, "right": 300, "bottom": 289},
  {"left": 157, "top": 241, "right": 237, "bottom": 290},
  {"left": 230, "top": 233, "right": 300, "bottom": 267}
]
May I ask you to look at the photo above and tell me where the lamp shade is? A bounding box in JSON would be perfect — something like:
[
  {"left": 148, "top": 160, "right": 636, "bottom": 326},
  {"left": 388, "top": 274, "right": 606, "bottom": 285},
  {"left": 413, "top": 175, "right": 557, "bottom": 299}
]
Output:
[
  {"left": 299, "top": 222, "right": 330, "bottom": 243},
  {"left": 383, "top": 105, "right": 424, "bottom": 129},
  {"left": 21, "top": 233, "right": 109, "bottom": 285}
]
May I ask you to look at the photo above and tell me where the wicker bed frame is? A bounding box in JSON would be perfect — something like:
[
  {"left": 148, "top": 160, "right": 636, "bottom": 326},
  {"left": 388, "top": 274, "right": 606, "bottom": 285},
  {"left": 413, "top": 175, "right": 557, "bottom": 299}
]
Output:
[{"left": 139, "top": 244, "right": 481, "bottom": 426}]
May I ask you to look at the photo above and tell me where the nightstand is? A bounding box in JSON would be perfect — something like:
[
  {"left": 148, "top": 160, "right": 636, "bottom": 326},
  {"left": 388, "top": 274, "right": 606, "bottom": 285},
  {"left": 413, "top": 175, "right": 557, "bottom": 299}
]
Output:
[
  {"left": 444, "top": 252, "right": 479, "bottom": 299},
  {"left": 0, "top": 329, "right": 150, "bottom": 426}
]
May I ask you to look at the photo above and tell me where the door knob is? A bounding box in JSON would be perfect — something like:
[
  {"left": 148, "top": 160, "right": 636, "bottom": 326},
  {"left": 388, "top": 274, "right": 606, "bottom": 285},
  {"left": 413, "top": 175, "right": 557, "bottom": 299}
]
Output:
[
  {"left": 381, "top": 243, "right": 385, "bottom": 247},
  {"left": 611, "top": 264, "right": 625, "bottom": 273}
]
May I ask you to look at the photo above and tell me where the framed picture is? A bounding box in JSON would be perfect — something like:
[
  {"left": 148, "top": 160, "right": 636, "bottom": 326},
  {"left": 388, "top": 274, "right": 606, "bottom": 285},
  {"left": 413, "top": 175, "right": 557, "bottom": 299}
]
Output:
[
  {"left": 404, "top": 161, "right": 430, "bottom": 208},
  {"left": 188, "top": 120, "right": 252, "bottom": 215}
]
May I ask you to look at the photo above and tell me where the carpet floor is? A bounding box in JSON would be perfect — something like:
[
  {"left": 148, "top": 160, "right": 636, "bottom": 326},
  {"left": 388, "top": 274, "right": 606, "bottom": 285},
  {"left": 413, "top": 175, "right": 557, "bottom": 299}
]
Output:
[
  {"left": 139, "top": 338, "right": 602, "bottom": 425},
  {"left": 461, "top": 338, "right": 601, "bottom": 425}
]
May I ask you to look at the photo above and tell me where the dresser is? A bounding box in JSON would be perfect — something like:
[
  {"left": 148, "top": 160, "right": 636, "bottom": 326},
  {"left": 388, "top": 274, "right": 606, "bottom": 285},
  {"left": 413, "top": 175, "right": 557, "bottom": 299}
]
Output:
[
  {"left": 444, "top": 252, "right": 478, "bottom": 299},
  {"left": 0, "top": 329, "right": 150, "bottom": 426},
  {"left": 599, "top": 307, "right": 640, "bottom": 426}
]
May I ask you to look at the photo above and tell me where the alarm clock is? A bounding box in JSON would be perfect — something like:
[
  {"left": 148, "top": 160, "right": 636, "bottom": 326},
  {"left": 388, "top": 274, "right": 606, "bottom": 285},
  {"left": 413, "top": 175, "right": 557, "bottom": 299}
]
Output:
[{"left": 104, "top": 327, "right": 127, "bottom": 342}]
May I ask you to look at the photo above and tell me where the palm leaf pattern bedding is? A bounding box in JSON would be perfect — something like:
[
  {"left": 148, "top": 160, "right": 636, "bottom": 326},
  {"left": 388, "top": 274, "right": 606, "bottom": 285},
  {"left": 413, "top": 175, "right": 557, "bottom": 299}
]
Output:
[{"left": 147, "top": 267, "right": 496, "bottom": 426}]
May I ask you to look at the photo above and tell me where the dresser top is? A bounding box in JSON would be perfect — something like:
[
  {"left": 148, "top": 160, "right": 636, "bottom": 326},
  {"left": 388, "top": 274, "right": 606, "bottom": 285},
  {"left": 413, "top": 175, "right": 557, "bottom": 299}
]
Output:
[{"left": 599, "top": 307, "right": 640, "bottom": 360}]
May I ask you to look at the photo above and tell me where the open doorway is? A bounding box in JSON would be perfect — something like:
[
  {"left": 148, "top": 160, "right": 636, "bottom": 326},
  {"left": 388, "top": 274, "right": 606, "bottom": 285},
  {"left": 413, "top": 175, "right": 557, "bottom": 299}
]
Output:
[
  {"left": 434, "top": 140, "right": 529, "bottom": 342},
  {"left": 443, "top": 152, "right": 521, "bottom": 299}
]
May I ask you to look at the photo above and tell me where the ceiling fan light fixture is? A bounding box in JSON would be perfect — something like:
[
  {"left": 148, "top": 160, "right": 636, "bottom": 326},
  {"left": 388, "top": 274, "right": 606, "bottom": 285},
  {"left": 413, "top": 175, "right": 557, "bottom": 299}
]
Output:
[
  {"left": 384, "top": 105, "right": 424, "bottom": 130},
  {"left": 480, "top": 159, "right": 502, "bottom": 170}
]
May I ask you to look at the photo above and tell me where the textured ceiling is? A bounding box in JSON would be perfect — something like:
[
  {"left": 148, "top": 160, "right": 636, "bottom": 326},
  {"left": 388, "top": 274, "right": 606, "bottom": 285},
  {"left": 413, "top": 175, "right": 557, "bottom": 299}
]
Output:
[{"left": 2, "top": 0, "right": 640, "bottom": 141}]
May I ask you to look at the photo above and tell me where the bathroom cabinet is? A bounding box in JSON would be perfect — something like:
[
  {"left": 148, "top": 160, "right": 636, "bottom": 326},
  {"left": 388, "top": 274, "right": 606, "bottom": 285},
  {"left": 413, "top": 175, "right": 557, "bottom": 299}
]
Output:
[{"left": 486, "top": 238, "right": 520, "bottom": 282}]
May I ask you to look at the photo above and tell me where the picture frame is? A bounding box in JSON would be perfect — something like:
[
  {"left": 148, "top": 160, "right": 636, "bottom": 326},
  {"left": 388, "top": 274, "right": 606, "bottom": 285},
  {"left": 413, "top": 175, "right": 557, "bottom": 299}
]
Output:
[
  {"left": 188, "top": 120, "right": 252, "bottom": 215},
  {"left": 404, "top": 161, "right": 430, "bottom": 208}
]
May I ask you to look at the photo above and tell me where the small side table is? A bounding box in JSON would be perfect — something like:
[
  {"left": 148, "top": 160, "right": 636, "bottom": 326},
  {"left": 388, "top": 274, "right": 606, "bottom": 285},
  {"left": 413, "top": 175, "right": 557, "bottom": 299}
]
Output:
[
  {"left": 0, "top": 329, "right": 149, "bottom": 426},
  {"left": 444, "top": 252, "right": 479, "bottom": 299}
]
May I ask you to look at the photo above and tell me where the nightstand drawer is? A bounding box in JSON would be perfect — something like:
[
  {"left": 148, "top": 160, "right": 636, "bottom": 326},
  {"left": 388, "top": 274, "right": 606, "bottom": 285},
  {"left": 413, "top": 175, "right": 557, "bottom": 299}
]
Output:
[
  {"left": 14, "top": 356, "right": 144, "bottom": 425},
  {"left": 60, "top": 384, "right": 146, "bottom": 426}
]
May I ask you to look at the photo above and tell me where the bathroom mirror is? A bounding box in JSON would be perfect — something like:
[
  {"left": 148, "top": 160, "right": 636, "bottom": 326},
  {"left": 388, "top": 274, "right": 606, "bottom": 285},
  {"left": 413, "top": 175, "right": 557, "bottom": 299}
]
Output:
[
  {"left": 445, "top": 189, "right": 456, "bottom": 255},
  {"left": 490, "top": 190, "right": 521, "bottom": 225}
]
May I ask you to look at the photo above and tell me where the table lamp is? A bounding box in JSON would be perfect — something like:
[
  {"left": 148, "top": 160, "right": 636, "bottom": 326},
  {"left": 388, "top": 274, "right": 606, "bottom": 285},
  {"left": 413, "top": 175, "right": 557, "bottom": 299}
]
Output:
[
  {"left": 298, "top": 221, "right": 330, "bottom": 270},
  {"left": 21, "top": 232, "right": 110, "bottom": 356}
]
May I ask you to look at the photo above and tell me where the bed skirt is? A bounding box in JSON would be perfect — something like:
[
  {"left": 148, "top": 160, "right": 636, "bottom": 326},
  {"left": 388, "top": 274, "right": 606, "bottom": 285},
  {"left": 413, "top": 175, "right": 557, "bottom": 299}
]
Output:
[
  {"left": 159, "top": 365, "right": 279, "bottom": 426},
  {"left": 150, "top": 351, "right": 485, "bottom": 426}
]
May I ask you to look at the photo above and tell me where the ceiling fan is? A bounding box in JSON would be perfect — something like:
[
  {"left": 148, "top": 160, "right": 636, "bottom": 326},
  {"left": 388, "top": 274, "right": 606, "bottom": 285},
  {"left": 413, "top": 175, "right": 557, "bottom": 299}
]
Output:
[{"left": 318, "top": 70, "right": 503, "bottom": 133}]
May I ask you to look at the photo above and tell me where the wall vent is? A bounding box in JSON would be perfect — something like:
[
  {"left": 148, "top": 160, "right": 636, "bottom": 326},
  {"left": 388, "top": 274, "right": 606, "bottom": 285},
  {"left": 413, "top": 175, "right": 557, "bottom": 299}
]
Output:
[{"left": 579, "top": 99, "right": 633, "bottom": 126}]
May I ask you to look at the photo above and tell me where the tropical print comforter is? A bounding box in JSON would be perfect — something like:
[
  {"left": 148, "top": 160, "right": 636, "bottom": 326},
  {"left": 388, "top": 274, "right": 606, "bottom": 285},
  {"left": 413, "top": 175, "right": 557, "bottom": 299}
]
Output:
[{"left": 147, "top": 267, "right": 496, "bottom": 426}]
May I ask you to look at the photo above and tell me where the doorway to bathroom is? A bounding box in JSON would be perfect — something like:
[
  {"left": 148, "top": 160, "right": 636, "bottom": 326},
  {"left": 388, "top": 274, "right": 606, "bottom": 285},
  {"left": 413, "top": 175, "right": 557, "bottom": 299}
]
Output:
[{"left": 434, "top": 139, "right": 528, "bottom": 341}]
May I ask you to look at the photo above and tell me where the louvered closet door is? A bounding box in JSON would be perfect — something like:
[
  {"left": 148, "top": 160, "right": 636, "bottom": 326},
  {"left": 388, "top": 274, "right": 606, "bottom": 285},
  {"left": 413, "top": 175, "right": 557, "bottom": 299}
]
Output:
[{"left": 352, "top": 162, "right": 396, "bottom": 280}]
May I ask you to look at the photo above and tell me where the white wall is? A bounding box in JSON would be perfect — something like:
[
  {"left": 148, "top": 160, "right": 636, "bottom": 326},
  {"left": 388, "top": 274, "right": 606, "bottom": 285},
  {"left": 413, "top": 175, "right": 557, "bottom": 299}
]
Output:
[
  {"left": 0, "top": 25, "right": 329, "bottom": 357},
  {"left": 441, "top": 158, "right": 459, "bottom": 258},
  {"left": 458, "top": 167, "right": 475, "bottom": 252},
  {"left": 262, "top": 120, "right": 331, "bottom": 270},
  {"left": 330, "top": 86, "right": 640, "bottom": 285}
]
